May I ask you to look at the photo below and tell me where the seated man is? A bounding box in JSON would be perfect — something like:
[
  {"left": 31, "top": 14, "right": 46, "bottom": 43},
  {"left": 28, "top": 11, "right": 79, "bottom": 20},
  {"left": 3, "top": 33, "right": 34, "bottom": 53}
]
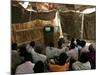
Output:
[
  {"left": 32, "top": 46, "right": 47, "bottom": 63},
  {"left": 66, "top": 43, "right": 79, "bottom": 61},
  {"left": 15, "top": 52, "right": 35, "bottom": 74},
  {"left": 72, "top": 52, "right": 91, "bottom": 70},
  {"left": 26, "top": 41, "right": 47, "bottom": 63},
  {"left": 55, "top": 41, "right": 66, "bottom": 56},
  {"left": 11, "top": 43, "right": 23, "bottom": 74},
  {"left": 80, "top": 40, "right": 89, "bottom": 54},
  {"left": 87, "top": 44, "right": 96, "bottom": 69},
  {"left": 33, "top": 61, "right": 45, "bottom": 73},
  {"left": 48, "top": 53, "right": 70, "bottom": 72},
  {"left": 26, "top": 41, "right": 35, "bottom": 53},
  {"left": 46, "top": 42, "right": 57, "bottom": 59}
]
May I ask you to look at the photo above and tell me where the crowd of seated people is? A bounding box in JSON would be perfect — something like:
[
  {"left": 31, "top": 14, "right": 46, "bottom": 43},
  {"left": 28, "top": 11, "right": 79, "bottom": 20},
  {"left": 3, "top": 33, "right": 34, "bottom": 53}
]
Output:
[{"left": 11, "top": 38, "right": 96, "bottom": 75}]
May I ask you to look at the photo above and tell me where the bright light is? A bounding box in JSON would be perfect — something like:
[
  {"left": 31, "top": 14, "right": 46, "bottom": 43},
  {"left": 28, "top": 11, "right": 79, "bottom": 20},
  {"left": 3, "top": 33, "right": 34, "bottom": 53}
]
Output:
[
  {"left": 26, "top": 9, "right": 37, "bottom": 12},
  {"left": 81, "top": 8, "right": 95, "bottom": 14},
  {"left": 76, "top": 10, "right": 80, "bottom": 13},
  {"left": 19, "top": 2, "right": 29, "bottom": 8}
]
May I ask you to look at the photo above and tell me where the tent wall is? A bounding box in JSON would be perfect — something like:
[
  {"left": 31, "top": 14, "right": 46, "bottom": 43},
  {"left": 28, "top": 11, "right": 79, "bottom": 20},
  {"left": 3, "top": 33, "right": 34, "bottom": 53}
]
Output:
[
  {"left": 11, "top": 6, "right": 56, "bottom": 24},
  {"left": 11, "top": 6, "right": 37, "bottom": 24},
  {"left": 60, "top": 11, "right": 96, "bottom": 41},
  {"left": 60, "top": 12, "right": 81, "bottom": 40},
  {"left": 12, "top": 20, "right": 44, "bottom": 45},
  {"left": 12, "top": 20, "right": 60, "bottom": 46},
  {"left": 12, "top": 4, "right": 96, "bottom": 45},
  {"left": 11, "top": 5, "right": 58, "bottom": 45},
  {"left": 83, "top": 12, "right": 96, "bottom": 40}
]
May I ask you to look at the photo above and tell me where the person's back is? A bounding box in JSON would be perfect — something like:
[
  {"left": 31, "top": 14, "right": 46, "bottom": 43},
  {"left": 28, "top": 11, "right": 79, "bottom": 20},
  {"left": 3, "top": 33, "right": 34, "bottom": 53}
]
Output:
[
  {"left": 15, "top": 52, "right": 35, "bottom": 74},
  {"left": 26, "top": 41, "right": 47, "bottom": 63},
  {"left": 67, "top": 43, "right": 78, "bottom": 61},
  {"left": 72, "top": 53, "right": 91, "bottom": 70},
  {"left": 46, "top": 42, "right": 58, "bottom": 59},
  {"left": 11, "top": 43, "right": 23, "bottom": 74},
  {"left": 31, "top": 46, "right": 47, "bottom": 63},
  {"left": 16, "top": 61, "right": 34, "bottom": 74},
  {"left": 49, "top": 63, "right": 69, "bottom": 72},
  {"left": 46, "top": 47, "right": 56, "bottom": 59},
  {"left": 55, "top": 41, "right": 66, "bottom": 56},
  {"left": 87, "top": 44, "right": 96, "bottom": 69},
  {"left": 26, "top": 41, "right": 35, "bottom": 53},
  {"left": 33, "top": 61, "right": 44, "bottom": 73},
  {"left": 81, "top": 46, "right": 89, "bottom": 53},
  {"left": 34, "top": 53, "right": 47, "bottom": 63},
  {"left": 80, "top": 40, "right": 89, "bottom": 53},
  {"left": 12, "top": 50, "right": 22, "bottom": 69},
  {"left": 49, "top": 53, "right": 69, "bottom": 72}
]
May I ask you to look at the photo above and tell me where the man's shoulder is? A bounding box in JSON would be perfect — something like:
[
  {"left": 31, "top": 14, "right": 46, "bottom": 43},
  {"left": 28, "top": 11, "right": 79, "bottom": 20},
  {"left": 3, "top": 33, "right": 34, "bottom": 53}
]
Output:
[
  {"left": 40, "top": 54, "right": 47, "bottom": 58},
  {"left": 16, "top": 62, "right": 26, "bottom": 70}
]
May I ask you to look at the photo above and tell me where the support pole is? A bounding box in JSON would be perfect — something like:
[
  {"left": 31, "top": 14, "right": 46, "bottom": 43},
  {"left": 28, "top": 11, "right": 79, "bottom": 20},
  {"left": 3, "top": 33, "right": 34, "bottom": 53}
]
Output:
[
  {"left": 81, "top": 14, "right": 84, "bottom": 39},
  {"left": 57, "top": 11, "right": 63, "bottom": 38}
]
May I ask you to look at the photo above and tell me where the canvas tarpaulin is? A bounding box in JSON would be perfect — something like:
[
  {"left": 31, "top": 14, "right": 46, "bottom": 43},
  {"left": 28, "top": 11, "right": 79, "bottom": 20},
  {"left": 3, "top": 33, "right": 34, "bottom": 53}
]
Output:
[
  {"left": 11, "top": 5, "right": 56, "bottom": 24},
  {"left": 59, "top": 11, "right": 96, "bottom": 40},
  {"left": 59, "top": 11, "right": 82, "bottom": 40},
  {"left": 83, "top": 12, "right": 96, "bottom": 40}
]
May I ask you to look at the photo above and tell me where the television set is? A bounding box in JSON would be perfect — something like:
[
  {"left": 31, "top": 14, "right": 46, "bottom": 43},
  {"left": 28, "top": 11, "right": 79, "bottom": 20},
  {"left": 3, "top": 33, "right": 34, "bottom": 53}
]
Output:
[{"left": 45, "top": 27, "right": 51, "bottom": 32}]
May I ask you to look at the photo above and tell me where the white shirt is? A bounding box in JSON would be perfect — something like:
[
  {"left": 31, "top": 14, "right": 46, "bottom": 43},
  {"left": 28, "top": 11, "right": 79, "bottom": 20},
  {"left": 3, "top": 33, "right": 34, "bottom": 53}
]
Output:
[
  {"left": 66, "top": 48, "right": 78, "bottom": 61},
  {"left": 26, "top": 44, "right": 33, "bottom": 53},
  {"left": 55, "top": 47, "right": 66, "bottom": 56},
  {"left": 46, "top": 47, "right": 57, "bottom": 59},
  {"left": 26, "top": 45, "right": 47, "bottom": 63},
  {"left": 80, "top": 46, "right": 89, "bottom": 53},
  {"left": 15, "top": 61, "right": 35, "bottom": 74},
  {"left": 72, "top": 61, "right": 91, "bottom": 70}
]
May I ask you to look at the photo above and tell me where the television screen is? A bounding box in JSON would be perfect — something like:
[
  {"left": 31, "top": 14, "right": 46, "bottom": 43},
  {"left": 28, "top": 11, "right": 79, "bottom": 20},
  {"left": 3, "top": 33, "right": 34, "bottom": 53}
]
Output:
[{"left": 45, "top": 27, "right": 51, "bottom": 32}]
